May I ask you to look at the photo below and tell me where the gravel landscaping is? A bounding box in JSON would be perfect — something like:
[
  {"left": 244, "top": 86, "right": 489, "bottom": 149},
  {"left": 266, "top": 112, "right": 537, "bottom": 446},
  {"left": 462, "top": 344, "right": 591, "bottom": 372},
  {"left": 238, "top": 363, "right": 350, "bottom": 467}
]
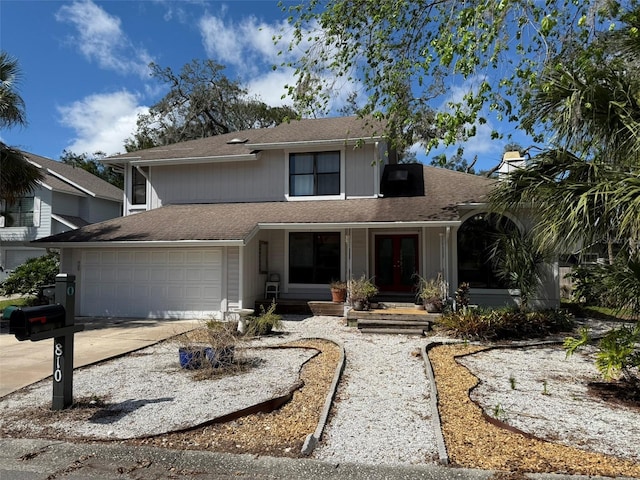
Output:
[{"left": 0, "top": 314, "right": 638, "bottom": 478}]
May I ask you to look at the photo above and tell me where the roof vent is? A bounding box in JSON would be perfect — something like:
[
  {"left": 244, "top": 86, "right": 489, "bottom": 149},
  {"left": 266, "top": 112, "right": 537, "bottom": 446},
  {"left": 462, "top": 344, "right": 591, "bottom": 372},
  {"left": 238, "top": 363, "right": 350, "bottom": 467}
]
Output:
[{"left": 227, "top": 137, "right": 249, "bottom": 144}]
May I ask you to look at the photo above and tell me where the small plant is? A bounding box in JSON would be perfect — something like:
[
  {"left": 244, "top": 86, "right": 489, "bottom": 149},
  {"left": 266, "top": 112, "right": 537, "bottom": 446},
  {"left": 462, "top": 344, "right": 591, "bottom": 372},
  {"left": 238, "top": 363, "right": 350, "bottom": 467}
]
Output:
[
  {"left": 542, "top": 379, "right": 550, "bottom": 396},
  {"left": 509, "top": 374, "right": 517, "bottom": 390},
  {"left": 492, "top": 403, "right": 506, "bottom": 420},
  {"left": 413, "top": 273, "right": 445, "bottom": 312},
  {"left": 455, "top": 282, "right": 471, "bottom": 310},
  {"left": 348, "top": 275, "right": 378, "bottom": 310},
  {"left": 245, "top": 301, "right": 282, "bottom": 336}
]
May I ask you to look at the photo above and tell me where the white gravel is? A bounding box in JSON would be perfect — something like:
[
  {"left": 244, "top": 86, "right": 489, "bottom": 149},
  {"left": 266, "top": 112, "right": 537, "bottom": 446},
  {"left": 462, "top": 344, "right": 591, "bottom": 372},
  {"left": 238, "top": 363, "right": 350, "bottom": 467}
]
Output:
[
  {"left": 0, "top": 315, "right": 637, "bottom": 467},
  {"left": 459, "top": 343, "right": 640, "bottom": 462}
]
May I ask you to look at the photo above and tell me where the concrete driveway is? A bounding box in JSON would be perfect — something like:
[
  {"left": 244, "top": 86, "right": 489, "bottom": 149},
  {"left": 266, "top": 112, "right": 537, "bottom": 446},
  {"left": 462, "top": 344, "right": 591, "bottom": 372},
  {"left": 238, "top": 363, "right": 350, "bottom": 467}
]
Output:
[{"left": 0, "top": 316, "right": 200, "bottom": 397}]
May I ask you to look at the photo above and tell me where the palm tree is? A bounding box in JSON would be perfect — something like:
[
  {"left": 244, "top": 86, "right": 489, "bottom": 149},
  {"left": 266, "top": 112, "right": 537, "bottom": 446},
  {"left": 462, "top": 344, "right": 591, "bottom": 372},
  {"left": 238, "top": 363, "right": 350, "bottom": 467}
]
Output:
[{"left": 0, "top": 51, "right": 43, "bottom": 204}]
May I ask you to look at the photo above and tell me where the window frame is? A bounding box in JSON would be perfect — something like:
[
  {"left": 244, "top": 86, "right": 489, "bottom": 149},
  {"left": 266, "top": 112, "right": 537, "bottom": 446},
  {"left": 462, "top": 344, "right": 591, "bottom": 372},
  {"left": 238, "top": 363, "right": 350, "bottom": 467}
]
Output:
[
  {"left": 131, "top": 166, "right": 147, "bottom": 206},
  {"left": 288, "top": 231, "right": 342, "bottom": 285},
  {"left": 2, "top": 197, "right": 36, "bottom": 227},
  {"left": 285, "top": 148, "right": 345, "bottom": 201}
]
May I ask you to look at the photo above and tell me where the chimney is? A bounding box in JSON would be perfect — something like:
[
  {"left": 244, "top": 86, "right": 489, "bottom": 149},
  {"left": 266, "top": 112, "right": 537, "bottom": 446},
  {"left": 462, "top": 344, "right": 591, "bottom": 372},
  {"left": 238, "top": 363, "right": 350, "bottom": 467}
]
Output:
[{"left": 498, "top": 151, "right": 526, "bottom": 180}]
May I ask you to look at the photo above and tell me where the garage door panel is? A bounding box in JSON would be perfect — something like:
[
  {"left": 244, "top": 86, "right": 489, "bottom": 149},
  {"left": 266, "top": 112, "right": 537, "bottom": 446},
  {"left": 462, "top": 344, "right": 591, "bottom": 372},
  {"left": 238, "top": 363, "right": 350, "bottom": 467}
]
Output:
[{"left": 81, "top": 248, "right": 223, "bottom": 319}]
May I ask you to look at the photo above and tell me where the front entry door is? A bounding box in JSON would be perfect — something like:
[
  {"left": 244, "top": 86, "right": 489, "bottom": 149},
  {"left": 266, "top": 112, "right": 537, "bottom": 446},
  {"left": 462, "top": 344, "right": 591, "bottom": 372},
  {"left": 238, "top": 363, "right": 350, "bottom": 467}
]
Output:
[{"left": 375, "top": 235, "right": 419, "bottom": 292}]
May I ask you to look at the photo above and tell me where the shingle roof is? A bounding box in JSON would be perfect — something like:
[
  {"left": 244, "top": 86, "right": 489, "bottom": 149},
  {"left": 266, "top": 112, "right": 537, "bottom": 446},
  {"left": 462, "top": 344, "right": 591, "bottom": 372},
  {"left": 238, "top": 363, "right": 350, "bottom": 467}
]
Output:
[
  {"left": 36, "top": 166, "right": 494, "bottom": 244},
  {"left": 105, "top": 116, "right": 386, "bottom": 163},
  {"left": 25, "top": 152, "right": 123, "bottom": 202}
]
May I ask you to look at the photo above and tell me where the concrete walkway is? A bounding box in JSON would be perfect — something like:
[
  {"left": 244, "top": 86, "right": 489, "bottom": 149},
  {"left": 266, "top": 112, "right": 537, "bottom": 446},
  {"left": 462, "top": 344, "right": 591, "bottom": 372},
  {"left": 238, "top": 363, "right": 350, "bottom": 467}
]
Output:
[{"left": 0, "top": 316, "right": 200, "bottom": 397}]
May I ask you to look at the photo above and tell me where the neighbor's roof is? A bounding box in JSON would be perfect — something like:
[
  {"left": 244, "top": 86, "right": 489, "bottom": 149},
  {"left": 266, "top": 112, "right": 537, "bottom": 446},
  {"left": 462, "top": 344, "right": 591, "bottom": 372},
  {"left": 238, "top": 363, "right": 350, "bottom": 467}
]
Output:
[
  {"left": 35, "top": 167, "right": 494, "bottom": 245},
  {"left": 25, "top": 152, "right": 123, "bottom": 202},
  {"left": 104, "top": 116, "right": 387, "bottom": 164}
]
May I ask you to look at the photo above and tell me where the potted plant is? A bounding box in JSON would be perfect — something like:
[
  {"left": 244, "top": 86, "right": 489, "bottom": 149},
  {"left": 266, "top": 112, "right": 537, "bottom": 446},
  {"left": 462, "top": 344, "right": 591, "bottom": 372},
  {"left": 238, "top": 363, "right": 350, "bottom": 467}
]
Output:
[
  {"left": 245, "top": 301, "right": 282, "bottom": 336},
  {"left": 329, "top": 280, "right": 347, "bottom": 303},
  {"left": 178, "top": 319, "right": 238, "bottom": 369},
  {"left": 415, "top": 273, "right": 444, "bottom": 313},
  {"left": 348, "top": 275, "right": 378, "bottom": 311}
]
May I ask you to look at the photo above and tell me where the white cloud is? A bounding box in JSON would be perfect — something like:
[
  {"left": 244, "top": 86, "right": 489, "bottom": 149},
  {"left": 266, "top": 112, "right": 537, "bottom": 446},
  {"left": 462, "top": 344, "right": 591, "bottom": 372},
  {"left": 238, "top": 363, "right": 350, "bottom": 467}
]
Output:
[
  {"left": 57, "top": 91, "right": 147, "bottom": 156},
  {"left": 55, "top": 0, "right": 152, "bottom": 78}
]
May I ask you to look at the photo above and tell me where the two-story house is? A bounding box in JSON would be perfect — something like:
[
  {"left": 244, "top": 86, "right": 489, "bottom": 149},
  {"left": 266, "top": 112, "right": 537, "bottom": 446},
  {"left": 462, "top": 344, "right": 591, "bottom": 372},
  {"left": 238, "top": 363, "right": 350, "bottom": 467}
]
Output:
[
  {"left": 35, "top": 116, "right": 559, "bottom": 319},
  {"left": 1, "top": 152, "right": 122, "bottom": 282}
]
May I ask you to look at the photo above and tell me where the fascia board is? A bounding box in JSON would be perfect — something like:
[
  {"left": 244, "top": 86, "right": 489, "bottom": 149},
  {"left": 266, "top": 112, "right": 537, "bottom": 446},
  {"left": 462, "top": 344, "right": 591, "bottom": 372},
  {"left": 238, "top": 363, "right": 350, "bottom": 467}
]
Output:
[
  {"left": 258, "top": 221, "right": 461, "bottom": 230},
  {"left": 46, "top": 169, "right": 96, "bottom": 197},
  {"left": 125, "top": 154, "right": 258, "bottom": 167},
  {"left": 34, "top": 239, "right": 246, "bottom": 249},
  {"left": 245, "top": 137, "right": 383, "bottom": 150}
]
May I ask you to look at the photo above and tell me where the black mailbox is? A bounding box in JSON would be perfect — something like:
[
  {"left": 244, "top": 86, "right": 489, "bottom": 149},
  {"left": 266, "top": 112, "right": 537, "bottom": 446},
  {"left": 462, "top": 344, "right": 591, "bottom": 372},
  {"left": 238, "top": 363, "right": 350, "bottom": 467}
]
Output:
[{"left": 8, "top": 305, "right": 66, "bottom": 341}]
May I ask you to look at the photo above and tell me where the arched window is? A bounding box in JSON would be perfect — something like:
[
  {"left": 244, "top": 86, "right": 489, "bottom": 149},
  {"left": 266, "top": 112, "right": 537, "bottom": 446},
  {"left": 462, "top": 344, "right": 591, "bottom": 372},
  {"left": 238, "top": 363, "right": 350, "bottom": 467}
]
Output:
[{"left": 457, "top": 213, "right": 517, "bottom": 289}]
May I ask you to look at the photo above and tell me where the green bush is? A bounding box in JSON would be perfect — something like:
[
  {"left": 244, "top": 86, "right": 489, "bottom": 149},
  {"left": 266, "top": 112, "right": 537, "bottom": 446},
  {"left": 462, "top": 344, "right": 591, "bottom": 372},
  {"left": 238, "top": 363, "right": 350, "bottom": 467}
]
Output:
[
  {"left": 436, "top": 307, "right": 575, "bottom": 341},
  {"left": 0, "top": 252, "right": 59, "bottom": 296}
]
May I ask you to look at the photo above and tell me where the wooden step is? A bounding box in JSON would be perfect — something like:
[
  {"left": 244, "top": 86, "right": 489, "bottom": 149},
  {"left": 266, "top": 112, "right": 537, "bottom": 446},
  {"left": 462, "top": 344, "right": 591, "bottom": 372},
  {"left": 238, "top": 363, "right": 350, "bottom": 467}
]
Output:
[
  {"left": 358, "top": 328, "right": 427, "bottom": 335},
  {"left": 356, "top": 319, "right": 432, "bottom": 329}
]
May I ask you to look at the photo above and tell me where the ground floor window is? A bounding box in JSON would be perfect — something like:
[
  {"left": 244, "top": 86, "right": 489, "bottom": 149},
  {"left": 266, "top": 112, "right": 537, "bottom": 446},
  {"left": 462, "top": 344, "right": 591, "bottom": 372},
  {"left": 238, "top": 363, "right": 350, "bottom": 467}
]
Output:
[
  {"left": 289, "top": 232, "right": 340, "bottom": 284},
  {"left": 457, "top": 213, "right": 516, "bottom": 289}
]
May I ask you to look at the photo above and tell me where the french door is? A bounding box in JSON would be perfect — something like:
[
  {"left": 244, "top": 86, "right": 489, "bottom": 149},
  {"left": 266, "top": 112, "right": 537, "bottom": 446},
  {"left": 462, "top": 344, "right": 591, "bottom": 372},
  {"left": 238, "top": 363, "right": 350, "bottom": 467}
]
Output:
[{"left": 375, "top": 234, "right": 419, "bottom": 292}]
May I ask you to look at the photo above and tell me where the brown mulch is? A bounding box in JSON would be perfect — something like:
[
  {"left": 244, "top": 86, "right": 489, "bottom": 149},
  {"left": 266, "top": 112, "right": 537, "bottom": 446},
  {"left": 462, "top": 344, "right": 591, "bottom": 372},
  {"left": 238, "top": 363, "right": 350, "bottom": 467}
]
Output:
[
  {"left": 428, "top": 344, "right": 640, "bottom": 478},
  {"left": 127, "top": 339, "right": 341, "bottom": 458}
]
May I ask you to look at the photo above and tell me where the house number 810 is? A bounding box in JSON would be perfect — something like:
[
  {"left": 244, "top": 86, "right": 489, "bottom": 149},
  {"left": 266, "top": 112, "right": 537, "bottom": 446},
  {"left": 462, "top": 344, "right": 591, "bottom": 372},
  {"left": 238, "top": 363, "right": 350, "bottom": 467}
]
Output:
[{"left": 54, "top": 342, "right": 63, "bottom": 382}]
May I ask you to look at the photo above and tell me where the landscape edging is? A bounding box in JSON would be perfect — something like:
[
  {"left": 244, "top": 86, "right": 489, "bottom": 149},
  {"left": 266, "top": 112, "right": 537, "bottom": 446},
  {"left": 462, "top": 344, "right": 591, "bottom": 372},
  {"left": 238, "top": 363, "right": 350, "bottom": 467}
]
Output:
[{"left": 301, "top": 336, "right": 346, "bottom": 456}]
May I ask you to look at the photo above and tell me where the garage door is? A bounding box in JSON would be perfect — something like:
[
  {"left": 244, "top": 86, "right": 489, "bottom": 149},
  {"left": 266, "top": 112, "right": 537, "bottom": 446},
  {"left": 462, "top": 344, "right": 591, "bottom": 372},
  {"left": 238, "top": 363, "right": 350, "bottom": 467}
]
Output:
[{"left": 81, "top": 248, "right": 223, "bottom": 318}]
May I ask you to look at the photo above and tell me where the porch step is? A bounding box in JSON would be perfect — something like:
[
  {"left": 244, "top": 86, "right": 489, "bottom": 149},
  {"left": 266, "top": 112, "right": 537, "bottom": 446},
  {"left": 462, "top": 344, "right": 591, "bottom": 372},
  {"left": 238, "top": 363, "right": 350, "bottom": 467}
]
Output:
[
  {"left": 358, "top": 327, "right": 427, "bottom": 335},
  {"left": 349, "top": 307, "right": 438, "bottom": 335}
]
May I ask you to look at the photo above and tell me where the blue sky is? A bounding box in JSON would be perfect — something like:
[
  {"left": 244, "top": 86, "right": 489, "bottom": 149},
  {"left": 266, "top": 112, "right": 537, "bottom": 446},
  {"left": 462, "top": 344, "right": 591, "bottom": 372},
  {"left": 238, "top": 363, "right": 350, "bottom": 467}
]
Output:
[{"left": 1, "top": 0, "right": 533, "bottom": 172}]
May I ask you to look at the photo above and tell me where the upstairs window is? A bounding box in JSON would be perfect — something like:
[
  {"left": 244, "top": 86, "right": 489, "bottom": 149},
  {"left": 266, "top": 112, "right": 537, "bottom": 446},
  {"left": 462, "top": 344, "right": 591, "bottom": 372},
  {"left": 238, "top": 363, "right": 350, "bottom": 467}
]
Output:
[
  {"left": 131, "top": 167, "right": 147, "bottom": 205},
  {"left": 289, "top": 151, "right": 340, "bottom": 196},
  {"left": 2, "top": 197, "right": 35, "bottom": 227}
]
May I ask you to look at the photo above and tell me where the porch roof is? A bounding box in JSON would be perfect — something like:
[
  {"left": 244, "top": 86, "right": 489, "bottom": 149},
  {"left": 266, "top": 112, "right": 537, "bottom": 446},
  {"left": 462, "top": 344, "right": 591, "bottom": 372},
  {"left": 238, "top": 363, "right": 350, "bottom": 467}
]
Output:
[{"left": 35, "top": 166, "right": 494, "bottom": 245}]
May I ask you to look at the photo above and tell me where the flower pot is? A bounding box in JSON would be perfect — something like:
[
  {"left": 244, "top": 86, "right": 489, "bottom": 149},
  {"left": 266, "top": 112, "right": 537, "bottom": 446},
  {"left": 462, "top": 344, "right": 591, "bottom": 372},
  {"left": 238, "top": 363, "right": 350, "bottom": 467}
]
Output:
[
  {"left": 179, "top": 347, "right": 205, "bottom": 369},
  {"left": 330, "top": 288, "right": 347, "bottom": 303},
  {"left": 352, "top": 299, "right": 367, "bottom": 311},
  {"left": 206, "top": 346, "right": 235, "bottom": 368}
]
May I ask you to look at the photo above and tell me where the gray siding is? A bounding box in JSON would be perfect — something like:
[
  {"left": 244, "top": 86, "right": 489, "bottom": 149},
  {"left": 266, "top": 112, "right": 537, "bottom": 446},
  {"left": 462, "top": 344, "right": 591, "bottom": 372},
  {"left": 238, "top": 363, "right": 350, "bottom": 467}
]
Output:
[
  {"left": 151, "top": 151, "right": 285, "bottom": 206},
  {"left": 344, "top": 143, "right": 379, "bottom": 198}
]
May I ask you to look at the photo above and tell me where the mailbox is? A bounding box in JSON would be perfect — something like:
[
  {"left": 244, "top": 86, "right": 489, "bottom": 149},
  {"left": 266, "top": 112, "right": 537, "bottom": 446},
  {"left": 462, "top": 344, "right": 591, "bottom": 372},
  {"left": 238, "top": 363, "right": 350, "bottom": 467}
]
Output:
[{"left": 8, "top": 304, "right": 66, "bottom": 341}]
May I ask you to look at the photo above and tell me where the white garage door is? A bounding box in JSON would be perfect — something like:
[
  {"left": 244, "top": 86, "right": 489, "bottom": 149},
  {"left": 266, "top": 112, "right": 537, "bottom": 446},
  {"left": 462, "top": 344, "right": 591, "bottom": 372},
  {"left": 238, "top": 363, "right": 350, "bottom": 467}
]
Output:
[{"left": 81, "top": 248, "right": 223, "bottom": 318}]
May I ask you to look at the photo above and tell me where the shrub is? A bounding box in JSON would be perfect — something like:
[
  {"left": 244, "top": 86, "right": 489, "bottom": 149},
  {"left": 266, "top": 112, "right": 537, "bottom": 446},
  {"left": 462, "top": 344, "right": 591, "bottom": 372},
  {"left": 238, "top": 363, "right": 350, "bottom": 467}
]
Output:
[
  {"left": 245, "top": 301, "right": 282, "bottom": 336},
  {"left": 436, "top": 307, "right": 574, "bottom": 341},
  {"left": 0, "top": 252, "right": 59, "bottom": 296}
]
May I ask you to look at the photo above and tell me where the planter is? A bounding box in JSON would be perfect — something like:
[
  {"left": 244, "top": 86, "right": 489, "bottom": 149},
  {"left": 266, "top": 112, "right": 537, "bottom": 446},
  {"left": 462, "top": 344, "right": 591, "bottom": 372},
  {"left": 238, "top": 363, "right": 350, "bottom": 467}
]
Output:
[
  {"left": 352, "top": 299, "right": 367, "bottom": 311},
  {"left": 423, "top": 299, "right": 442, "bottom": 313},
  {"left": 179, "top": 346, "right": 235, "bottom": 369},
  {"left": 179, "top": 347, "right": 205, "bottom": 370},
  {"left": 206, "top": 346, "right": 235, "bottom": 368},
  {"left": 414, "top": 303, "right": 425, "bottom": 310},
  {"left": 330, "top": 288, "right": 347, "bottom": 303}
]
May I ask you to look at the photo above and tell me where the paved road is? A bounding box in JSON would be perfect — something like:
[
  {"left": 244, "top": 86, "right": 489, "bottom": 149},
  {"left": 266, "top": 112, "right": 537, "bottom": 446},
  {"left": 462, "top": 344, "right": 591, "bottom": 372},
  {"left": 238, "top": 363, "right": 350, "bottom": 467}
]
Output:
[{"left": 0, "top": 438, "right": 499, "bottom": 480}]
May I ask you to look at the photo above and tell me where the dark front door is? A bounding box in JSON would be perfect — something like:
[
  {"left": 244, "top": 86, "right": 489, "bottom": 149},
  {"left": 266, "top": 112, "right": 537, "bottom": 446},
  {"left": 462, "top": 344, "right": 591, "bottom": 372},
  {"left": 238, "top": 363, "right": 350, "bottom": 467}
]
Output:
[{"left": 375, "top": 234, "right": 419, "bottom": 292}]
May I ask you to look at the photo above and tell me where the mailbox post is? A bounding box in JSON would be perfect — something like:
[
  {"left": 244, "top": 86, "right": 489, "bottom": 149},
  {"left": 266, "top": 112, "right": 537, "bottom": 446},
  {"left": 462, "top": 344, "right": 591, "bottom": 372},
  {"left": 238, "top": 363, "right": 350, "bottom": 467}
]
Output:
[
  {"left": 6, "top": 273, "right": 83, "bottom": 410},
  {"left": 53, "top": 273, "right": 77, "bottom": 410}
]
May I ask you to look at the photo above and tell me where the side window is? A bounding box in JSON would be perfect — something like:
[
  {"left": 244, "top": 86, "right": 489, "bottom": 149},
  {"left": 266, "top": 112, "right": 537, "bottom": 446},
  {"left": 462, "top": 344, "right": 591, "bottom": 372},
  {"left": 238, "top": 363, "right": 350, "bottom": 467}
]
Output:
[
  {"left": 131, "top": 167, "right": 147, "bottom": 205},
  {"left": 457, "top": 213, "right": 516, "bottom": 289},
  {"left": 289, "top": 151, "right": 340, "bottom": 196},
  {"left": 2, "top": 197, "right": 35, "bottom": 227}
]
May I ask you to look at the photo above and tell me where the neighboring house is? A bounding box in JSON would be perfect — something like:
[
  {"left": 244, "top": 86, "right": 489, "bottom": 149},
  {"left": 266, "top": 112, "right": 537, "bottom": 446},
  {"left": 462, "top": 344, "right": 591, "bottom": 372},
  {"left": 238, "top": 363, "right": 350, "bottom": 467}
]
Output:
[
  {"left": 0, "top": 152, "right": 123, "bottom": 281},
  {"left": 35, "top": 116, "right": 559, "bottom": 319}
]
